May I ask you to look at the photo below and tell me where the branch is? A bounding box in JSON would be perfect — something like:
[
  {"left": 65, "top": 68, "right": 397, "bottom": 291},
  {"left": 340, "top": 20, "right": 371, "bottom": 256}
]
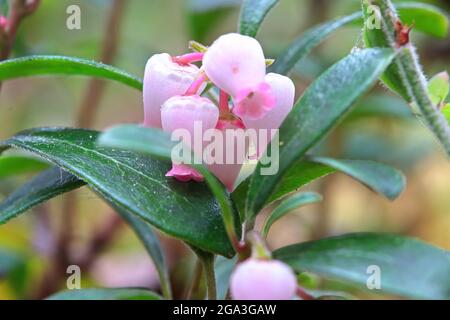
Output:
[
  {"left": 77, "top": 0, "right": 128, "bottom": 128},
  {"left": 365, "top": 0, "right": 450, "bottom": 156}
]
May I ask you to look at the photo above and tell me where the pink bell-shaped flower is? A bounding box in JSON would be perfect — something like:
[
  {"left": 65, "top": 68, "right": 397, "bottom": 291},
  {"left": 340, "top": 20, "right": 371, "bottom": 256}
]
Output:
[
  {"left": 205, "top": 119, "right": 249, "bottom": 192},
  {"left": 242, "top": 73, "right": 295, "bottom": 157},
  {"left": 203, "top": 33, "right": 266, "bottom": 97},
  {"left": 161, "top": 95, "right": 219, "bottom": 182},
  {"left": 230, "top": 258, "right": 297, "bottom": 300},
  {"left": 143, "top": 53, "right": 203, "bottom": 128}
]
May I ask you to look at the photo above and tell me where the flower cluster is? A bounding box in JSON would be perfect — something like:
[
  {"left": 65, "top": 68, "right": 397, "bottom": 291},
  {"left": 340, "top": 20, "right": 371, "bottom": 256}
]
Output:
[{"left": 143, "top": 33, "right": 295, "bottom": 191}]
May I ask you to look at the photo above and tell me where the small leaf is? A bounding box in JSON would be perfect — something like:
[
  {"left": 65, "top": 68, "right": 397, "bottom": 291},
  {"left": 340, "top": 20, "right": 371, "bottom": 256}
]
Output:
[
  {"left": 0, "top": 56, "right": 142, "bottom": 90},
  {"left": 274, "top": 233, "right": 450, "bottom": 300},
  {"left": 442, "top": 103, "right": 450, "bottom": 125},
  {"left": 246, "top": 48, "right": 396, "bottom": 220},
  {"left": 0, "top": 128, "right": 234, "bottom": 257},
  {"left": 0, "top": 167, "right": 84, "bottom": 223},
  {"left": 238, "top": 0, "right": 279, "bottom": 37},
  {"left": 269, "top": 13, "right": 361, "bottom": 75},
  {"left": 0, "top": 155, "right": 49, "bottom": 180},
  {"left": 46, "top": 288, "right": 162, "bottom": 300},
  {"left": 396, "top": 2, "right": 449, "bottom": 39},
  {"left": 98, "top": 124, "right": 241, "bottom": 251},
  {"left": 262, "top": 192, "right": 322, "bottom": 238},
  {"left": 428, "top": 71, "right": 449, "bottom": 105}
]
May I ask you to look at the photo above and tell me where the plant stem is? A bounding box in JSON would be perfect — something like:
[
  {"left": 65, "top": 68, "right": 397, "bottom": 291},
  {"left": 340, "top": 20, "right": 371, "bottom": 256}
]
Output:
[
  {"left": 77, "top": 0, "right": 128, "bottom": 128},
  {"left": 195, "top": 250, "right": 217, "bottom": 300},
  {"left": 185, "top": 259, "right": 203, "bottom": 299},
  {"left": 368, "top": 0, "right": 450, "bottom": 156}
]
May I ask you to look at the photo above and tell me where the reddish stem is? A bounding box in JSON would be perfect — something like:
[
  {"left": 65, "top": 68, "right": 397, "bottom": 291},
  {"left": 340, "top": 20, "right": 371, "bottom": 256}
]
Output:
[
  {"left": 296, "top": 286, "right": 315, "bottom": 300},
  {"left": 173, "top": 52, "right": 204, "bottom": 65},
  {"left": 219, "top": 90, "right": 230, "bottom": 116},
  {"left": 185, "top": 73, "right": 207, "bottom": 95}
]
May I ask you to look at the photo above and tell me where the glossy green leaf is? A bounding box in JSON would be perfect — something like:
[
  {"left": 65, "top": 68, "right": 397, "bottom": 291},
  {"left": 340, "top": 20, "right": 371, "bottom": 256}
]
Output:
[
  {"left": 0, "top": 128, "right": 234, "bottom": 257},
  {"left": 98, "top": 124, "right": 241, "bottom": 250},
  {"left": 0, "top": 155, "right": 49, "bottom": 180},
  {"left": 246, "top": 48, "right": 396, "bottom": 219},
  {"left": 234, "top": 156, "right": 404, "bottom": 220},
  {"left": 0, "top": 249, "right": 23, "bottom": 277},
  {"left": 238, "top": 0, "right": 278, "bottom": 37},
  {"left": 310, "top": 157, "right": 405, "bottom": 200},
  {"left": 0, "top": 167, "right": 84, "bottom": 223},
  {"left": 46, "top": 288, "right": 162, "bottom": 300},
  {"left": 271, "top": 2, "right": 447, "bottom": 76},
  {"left": 269, "top": 12, "right": 361, "bottom": 75},
  {"left": 274, "top": 233, "right": 450, "bottom": 300},
  {"left": 428, "top": 72, "right": 449, "bottom": 105},
  {"left": 262, "top": 192, "right": 322, "bottom": 238},
  {"left": 0, "top": 56, "right": 142, "bottom": 90},
  {"left": 396, "top": 2, "right": 449, "bottom": 39}
]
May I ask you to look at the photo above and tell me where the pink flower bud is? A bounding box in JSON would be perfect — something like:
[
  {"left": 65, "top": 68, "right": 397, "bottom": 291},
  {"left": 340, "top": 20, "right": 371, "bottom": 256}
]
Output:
[
  {"left": 233, "top": 81, "right": 276, "bottom": 120},
  {"left": 161, "top": 95, "right": 219, "bottom": 182},
  {"left": 203, "top": 33, "right": 266, "bottom": 97},
  {"left": 241, "top": 73, "right": 295, "bottom": 157},
  {"left": 206, "top": 119, "right": 248, "bottom": 192},
  {"left": 230, "top": 258, "right": 297, "bottom": 300},
  {"left": 143, "top": 53, "right": 203, "bottom": 128}
]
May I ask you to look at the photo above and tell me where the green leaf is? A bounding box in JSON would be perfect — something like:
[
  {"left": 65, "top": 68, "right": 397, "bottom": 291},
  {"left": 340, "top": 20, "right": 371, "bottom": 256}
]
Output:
[
  {"left": 235, "top": 157, "right": 404, "bottom": 220},
  {"left": 0, "top": 155, "right": 49, "bottom": 180},
  {"left": 0, "top": 56, "right": 142, "bottom": 91},
  {"left": 246, "top": 48, "right": 396, "bottom": 220},
  {"left": 396, "top": 2, "right": 449, "bottom": 39},
  {"left": 98, "top": 124, "right": 241, "bottom": 251},
  {"left": 269, "top": 12, "right": 361, "bottom": 75},
  {"left": 310, "top": 157, "right": 405, "bottom": 200},
  {"left": 262, "top": 192, "right": 322, "bottom": 238},
  {"left": 0, "top": 249, "right": 23, "bottom": 277},
  {"left": 0, "top": 167, "right": 85, "bottom": 223},
  {"left": 428, "top": 72, "right": 449, "bottom": 105},
  {"left": 270, "top": 2, "right": 448, "bottom": 76},
  {"left": 238, "top": 0, "right": 279, "bottom": 37},
  {"left": 46, "top": 288, "right": 162, "bottom": 300},
  {"left": 0, "top": 128, "right": 235, "bottom": 257},
  {"left": 274, "top": 233, "right": 450, "bottom": 300},
  {"left": 442, "top": 103, "right": 450, "bottom": 125}
]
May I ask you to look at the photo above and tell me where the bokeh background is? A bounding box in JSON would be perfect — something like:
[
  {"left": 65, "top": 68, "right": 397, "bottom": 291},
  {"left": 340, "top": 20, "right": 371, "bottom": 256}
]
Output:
[{"left": 0, "top": 0, "right": 449, "bottom": 299}]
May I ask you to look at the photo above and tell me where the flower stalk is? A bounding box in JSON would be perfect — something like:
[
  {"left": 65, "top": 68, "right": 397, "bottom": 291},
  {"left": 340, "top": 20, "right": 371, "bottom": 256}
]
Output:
[{"left": 364, "top": 0, "right": 450, "bottom": 156}]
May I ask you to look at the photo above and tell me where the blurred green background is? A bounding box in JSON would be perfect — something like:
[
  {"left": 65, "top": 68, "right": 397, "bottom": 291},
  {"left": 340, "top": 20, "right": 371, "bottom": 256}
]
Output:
[{"left": 0, "top": 0, "right": 449, "bottom": 299}]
